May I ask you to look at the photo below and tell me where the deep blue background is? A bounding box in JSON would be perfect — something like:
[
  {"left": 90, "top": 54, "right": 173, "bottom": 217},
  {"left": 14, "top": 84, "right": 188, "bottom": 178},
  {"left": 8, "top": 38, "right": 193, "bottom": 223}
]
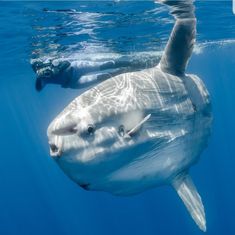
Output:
[{"left": 0, "top": 1, "right": 235, "bottom": 235}]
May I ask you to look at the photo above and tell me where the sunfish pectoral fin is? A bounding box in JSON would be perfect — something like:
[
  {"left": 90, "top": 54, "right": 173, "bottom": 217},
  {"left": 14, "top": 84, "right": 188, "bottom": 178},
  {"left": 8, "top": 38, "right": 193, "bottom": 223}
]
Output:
[
  {"left": 124, "top": 114, "right": 151, "bottom": 138},
  {"left": 172, "top": 173, "right": 206, "bottom": 232}
]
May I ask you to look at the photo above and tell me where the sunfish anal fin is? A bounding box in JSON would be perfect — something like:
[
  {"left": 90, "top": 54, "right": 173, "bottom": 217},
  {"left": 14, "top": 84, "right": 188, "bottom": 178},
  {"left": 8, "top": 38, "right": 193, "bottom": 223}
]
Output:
[{"left": 172, "top": 173, "right": 206, "bottom": 232}]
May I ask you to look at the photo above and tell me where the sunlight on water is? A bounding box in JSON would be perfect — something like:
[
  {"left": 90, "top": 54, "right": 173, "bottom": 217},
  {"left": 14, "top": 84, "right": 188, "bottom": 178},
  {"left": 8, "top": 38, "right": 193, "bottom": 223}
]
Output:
[{"left": 27, "top": 1, "right": 235, "bottom": 91}]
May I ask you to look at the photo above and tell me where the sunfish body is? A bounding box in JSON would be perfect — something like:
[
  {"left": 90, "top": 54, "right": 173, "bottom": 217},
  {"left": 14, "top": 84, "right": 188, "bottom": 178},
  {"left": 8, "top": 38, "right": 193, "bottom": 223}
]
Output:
[{"left": 47, "top": 0, "right": 212, "bottom": 232}]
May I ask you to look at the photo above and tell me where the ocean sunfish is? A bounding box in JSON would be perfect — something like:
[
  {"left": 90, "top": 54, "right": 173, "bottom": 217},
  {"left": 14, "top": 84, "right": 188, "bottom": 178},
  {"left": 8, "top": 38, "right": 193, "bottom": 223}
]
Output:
[{"left": 47, "top": 0, "right": 212, "bottom": 231}]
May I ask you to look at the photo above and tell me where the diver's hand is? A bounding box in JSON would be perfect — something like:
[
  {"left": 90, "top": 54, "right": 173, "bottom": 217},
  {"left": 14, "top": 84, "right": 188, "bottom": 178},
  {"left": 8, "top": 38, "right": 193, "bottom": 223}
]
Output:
[{"left": 31, "top": 59, "right": 71, "bottom": 91}]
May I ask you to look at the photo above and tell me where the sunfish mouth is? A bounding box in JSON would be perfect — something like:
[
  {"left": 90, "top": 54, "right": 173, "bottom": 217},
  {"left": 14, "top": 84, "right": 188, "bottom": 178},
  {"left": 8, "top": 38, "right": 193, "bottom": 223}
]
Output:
[{"left": 49, "top": 143, "right": 63, "bottom": 158}]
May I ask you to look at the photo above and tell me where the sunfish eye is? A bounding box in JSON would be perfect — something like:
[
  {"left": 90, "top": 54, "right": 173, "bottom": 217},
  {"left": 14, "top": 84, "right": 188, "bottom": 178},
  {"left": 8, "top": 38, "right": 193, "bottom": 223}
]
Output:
[
  {"left": 87, "top": 124, "right": 95, "bottom": 135},
  {"left": 118, "top": 125, "right": 125, "bottom": 137}
]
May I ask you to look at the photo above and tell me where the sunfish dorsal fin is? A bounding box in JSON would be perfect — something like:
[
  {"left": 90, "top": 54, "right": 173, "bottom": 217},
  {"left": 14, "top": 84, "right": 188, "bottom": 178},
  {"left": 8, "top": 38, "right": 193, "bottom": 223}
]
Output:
[
  {"left": 172, "top": 173, "right": 206, "bottom": 232},
  {"left": 159, "top": 0, "right": 196, "bottom": 76}
]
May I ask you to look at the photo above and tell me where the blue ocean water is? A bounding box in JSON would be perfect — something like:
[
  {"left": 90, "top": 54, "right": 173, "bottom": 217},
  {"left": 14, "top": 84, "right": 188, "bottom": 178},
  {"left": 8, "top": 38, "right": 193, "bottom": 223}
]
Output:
[{"left": 0, "top": 1, "right": 235, "bottom": 235}]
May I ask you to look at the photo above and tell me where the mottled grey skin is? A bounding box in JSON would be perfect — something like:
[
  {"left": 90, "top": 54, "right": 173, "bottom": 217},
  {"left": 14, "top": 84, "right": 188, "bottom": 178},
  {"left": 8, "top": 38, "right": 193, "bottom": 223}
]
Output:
[
  {"left": 48, "top": 67, "right": 211, "bottom": 194},
  {"left": 47, "top": 0, "right": 212, "bottom": 231}
]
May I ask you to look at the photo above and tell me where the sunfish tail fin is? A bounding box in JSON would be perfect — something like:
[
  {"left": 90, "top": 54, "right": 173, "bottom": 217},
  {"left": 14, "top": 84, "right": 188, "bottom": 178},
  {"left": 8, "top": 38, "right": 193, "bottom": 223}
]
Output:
[{"left": 172, "top": 173, "right": 206, "bottom": 232}]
